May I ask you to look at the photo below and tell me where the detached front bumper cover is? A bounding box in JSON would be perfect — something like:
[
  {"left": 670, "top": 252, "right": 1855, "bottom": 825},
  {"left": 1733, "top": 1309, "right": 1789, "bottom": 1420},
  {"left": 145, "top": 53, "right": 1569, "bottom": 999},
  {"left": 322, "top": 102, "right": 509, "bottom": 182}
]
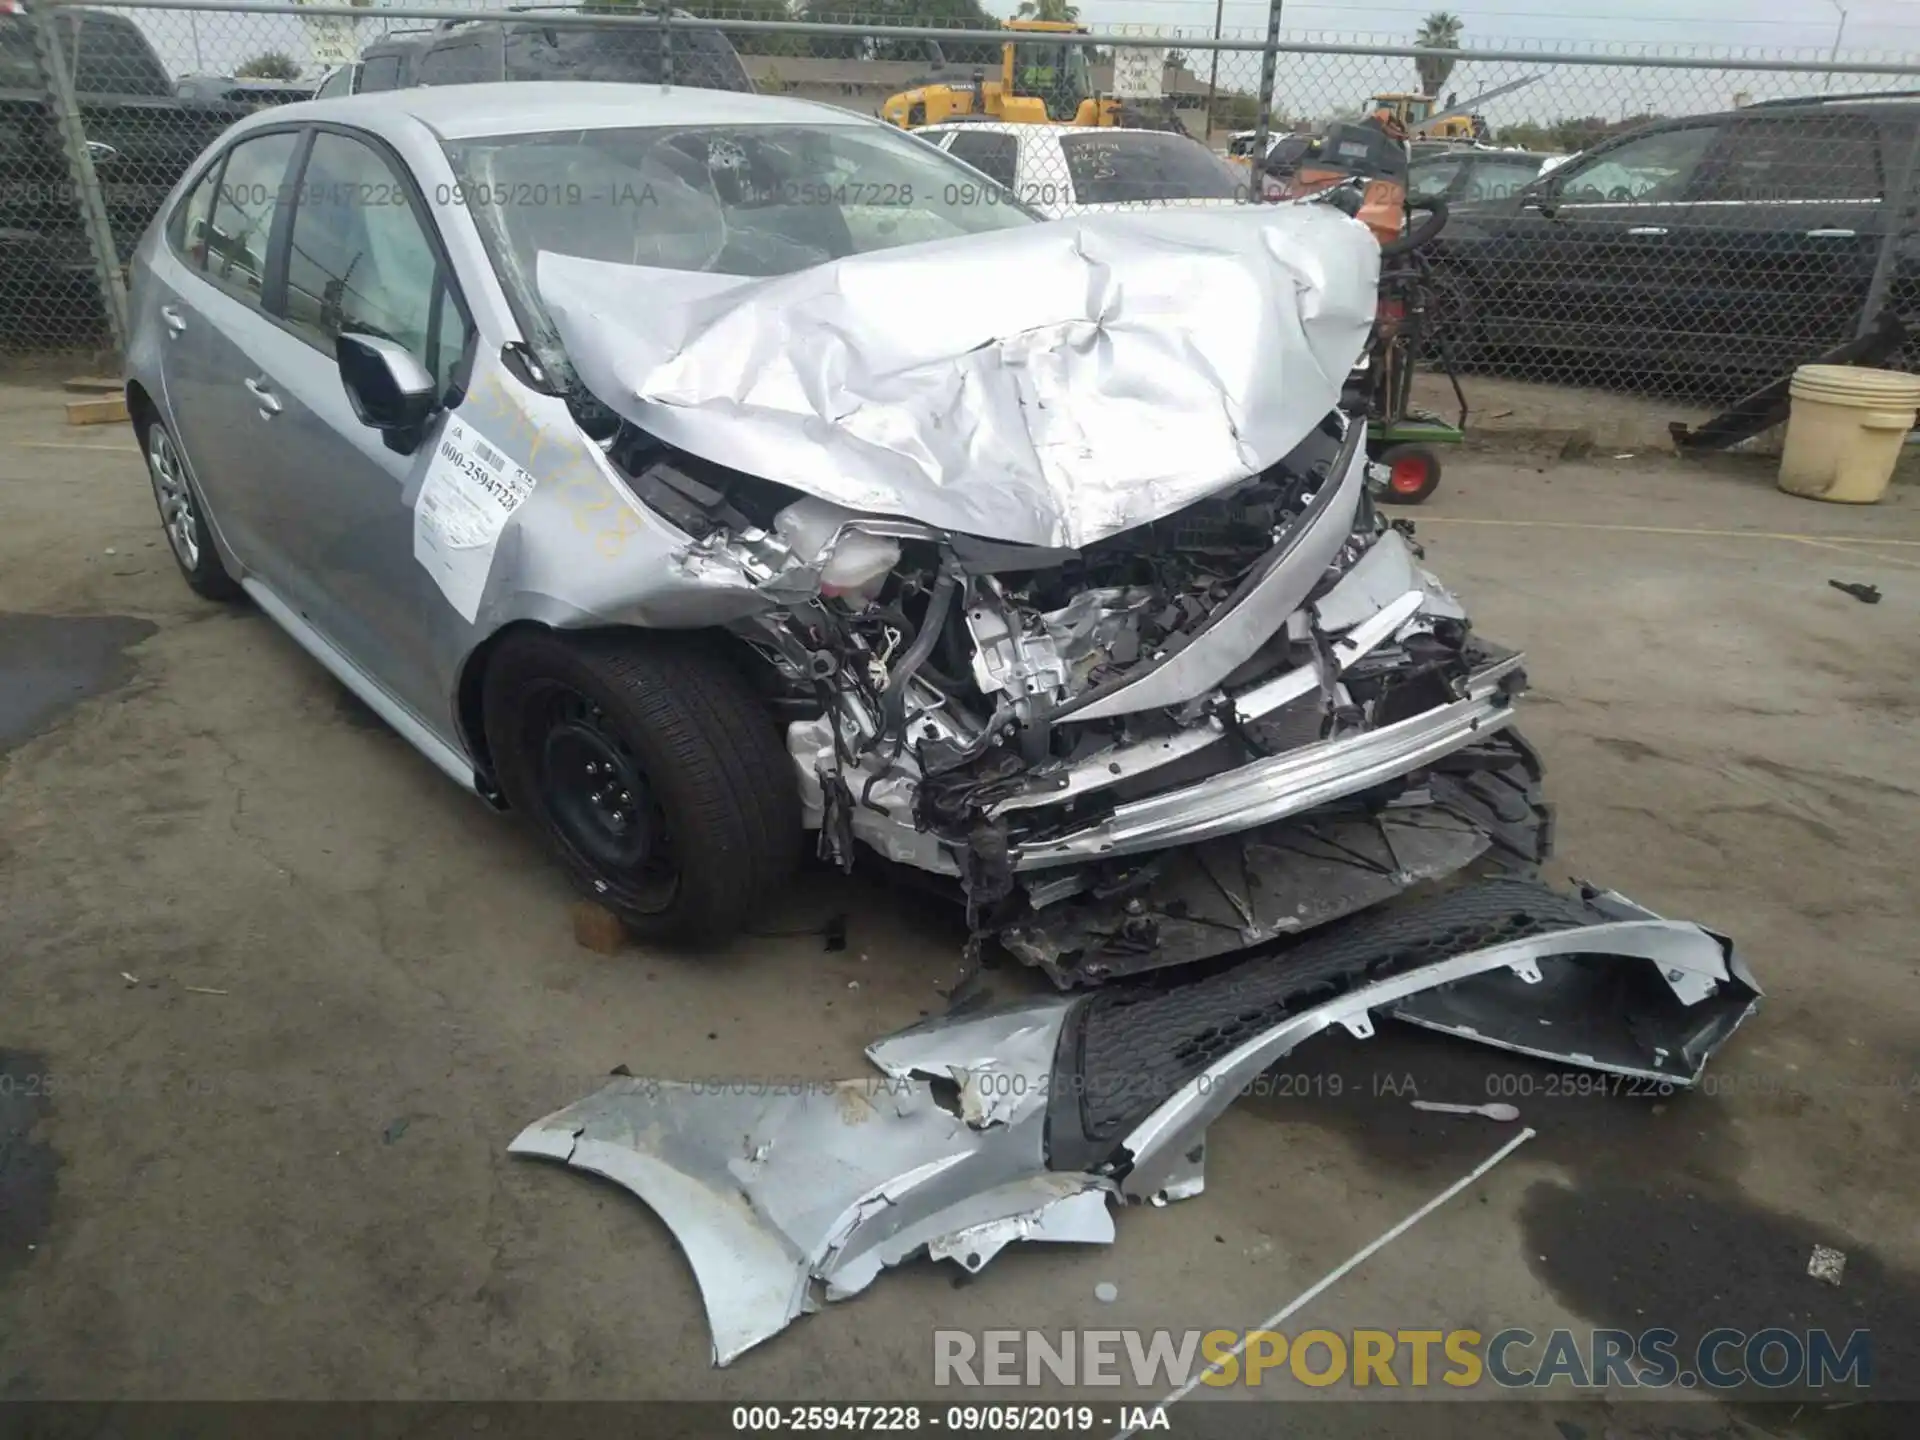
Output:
[{"left": 510, "top": 878, "right": 1760, "bottom": 1365}]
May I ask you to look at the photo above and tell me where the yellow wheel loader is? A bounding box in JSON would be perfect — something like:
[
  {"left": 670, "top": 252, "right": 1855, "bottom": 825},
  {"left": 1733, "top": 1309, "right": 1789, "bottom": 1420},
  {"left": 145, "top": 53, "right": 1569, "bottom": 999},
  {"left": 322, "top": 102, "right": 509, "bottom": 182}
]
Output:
[
  {"left": 879, "top": 20, "right": 1176, "bottom": 131},
  {"left": 1369, "top": 92, "right": 1484, "bottom": 143}
]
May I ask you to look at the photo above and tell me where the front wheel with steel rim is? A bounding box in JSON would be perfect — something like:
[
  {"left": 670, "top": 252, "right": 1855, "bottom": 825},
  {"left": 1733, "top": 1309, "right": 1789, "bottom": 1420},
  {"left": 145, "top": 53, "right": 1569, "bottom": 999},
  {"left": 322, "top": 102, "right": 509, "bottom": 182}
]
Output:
[
  {"left": 482, "top": 629, "right": 801, "bottom": 946},
  {"left": 141, "top": 417, "right": 240, "bottom": 599}
]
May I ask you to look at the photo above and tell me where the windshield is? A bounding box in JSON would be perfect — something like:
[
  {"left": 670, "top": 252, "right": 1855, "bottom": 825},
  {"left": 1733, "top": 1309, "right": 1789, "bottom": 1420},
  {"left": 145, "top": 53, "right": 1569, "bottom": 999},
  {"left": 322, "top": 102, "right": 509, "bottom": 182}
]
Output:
[
  {"left": 1060, "top": 132, "right": 1243, "bottom": 205},
  {"left": 446, "top": 122, "right": 1039, "bottom": 376}
]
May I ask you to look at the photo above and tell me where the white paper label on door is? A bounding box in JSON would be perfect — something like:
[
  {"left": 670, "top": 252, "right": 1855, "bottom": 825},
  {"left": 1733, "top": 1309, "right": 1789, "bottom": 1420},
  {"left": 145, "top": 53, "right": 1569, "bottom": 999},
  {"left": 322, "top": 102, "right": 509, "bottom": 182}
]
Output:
[{"left": 413, "top": 414, "right": 536, "bottom": 622}]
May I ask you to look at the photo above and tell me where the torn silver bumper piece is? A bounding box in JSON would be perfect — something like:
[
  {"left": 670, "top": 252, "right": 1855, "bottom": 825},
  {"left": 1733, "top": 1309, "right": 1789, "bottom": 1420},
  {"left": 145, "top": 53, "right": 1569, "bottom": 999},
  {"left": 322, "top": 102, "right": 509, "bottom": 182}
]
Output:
[{"left": 510, "top": 878, "right": 1760, "bottom": 1364}]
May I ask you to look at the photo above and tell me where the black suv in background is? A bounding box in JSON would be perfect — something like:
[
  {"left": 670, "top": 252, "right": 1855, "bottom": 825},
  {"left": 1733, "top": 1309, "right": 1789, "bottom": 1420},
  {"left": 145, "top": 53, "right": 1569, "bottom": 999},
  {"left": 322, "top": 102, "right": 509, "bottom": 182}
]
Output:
[
  {"left": 1427, "top": 94, "right": 1920, "bottom": 392},
  {"left": 314, "top": 9, "right": 752, "bottom": 99},
  {"left": 2, "top": 5, "right": 247, "bottom": 344}
]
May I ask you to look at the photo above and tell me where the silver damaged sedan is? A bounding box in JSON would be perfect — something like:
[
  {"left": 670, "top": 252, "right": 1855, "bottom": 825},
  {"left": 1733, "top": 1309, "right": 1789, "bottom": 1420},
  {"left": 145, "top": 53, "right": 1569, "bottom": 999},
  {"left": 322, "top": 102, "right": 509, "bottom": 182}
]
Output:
[{"left": 128, "top": 83, "right": 1550, "bottom": 981}]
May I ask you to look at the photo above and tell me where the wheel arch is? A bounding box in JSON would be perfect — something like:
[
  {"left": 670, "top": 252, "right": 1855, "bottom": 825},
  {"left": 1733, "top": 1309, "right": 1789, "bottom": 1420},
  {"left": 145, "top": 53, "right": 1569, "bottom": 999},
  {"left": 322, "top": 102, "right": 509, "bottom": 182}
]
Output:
[
  {"left": 454, "top": 620, "right": 799, "bottom": 810},
  {"left": 125, "top": 379, "right": 159, "bottom": 439}
]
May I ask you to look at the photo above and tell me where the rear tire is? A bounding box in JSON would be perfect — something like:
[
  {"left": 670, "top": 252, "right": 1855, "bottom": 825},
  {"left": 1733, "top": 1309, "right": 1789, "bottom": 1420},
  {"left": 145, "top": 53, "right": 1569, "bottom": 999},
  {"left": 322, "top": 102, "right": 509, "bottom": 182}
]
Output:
[
  {"left": 139, "top": 416, "right": 241, "bottom": 600},
  {"left": 482, "top": 629, "right": 801, "bottom": 946},
  {"left": 1376, "top": 443, "right": 1442, "bottom": 505}
]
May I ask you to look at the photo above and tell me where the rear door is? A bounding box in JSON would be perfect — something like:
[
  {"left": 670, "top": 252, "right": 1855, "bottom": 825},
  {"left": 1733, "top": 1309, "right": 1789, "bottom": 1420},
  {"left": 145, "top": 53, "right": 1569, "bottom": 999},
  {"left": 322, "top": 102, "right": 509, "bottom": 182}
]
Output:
[
  {"left": 1680, "top": 112, "right": 1889, "bottom": 379},
  {"left": 159, "top": 128, "right": 305, "bottom": 581}
]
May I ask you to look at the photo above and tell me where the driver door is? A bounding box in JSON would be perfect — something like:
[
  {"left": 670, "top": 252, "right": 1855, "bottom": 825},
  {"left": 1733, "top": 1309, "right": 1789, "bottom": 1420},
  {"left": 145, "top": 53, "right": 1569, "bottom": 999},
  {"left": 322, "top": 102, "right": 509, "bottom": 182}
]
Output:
[{"left": 1521, "top": 121, "right": 1725, "bottom": 370}]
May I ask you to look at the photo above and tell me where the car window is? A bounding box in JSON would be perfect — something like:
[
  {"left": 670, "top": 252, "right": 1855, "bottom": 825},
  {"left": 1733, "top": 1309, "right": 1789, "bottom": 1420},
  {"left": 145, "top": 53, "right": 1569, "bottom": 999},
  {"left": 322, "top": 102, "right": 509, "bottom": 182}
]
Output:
[
  {"left": 1694, "top": 117, "right": 1882, "bottom": 203},
  {"left": 358, "top": 52, "right": 404, "bottom": 92},
  {"left": 0, "top": 17, "right": 42, "bottom": 88},
  {"left": 1463, "top": 157, "right": 1544, "bottom": 203},
  {"left": 283, "top": 132, "right": 468, "bottom": 390},
  {"left": 1558, "top": 125, "right": 1719, "bottom": 204},
  {"left": 1060, "top": 132, "right": 1241, "bottom": 205},
  {"left": 202, "top": 131, "right": 299, "bottom": 302},
  {"left": 502, "top": 23, "right": 752, "bottom": 92},
  {"left": 315, "top": 64, "right": 356, "bottom": 99},
  {"left": 67, "top": 12, "right": 172, "bottom": 97},
  {"left": 168, "top": 163, "right": 220, "bottom": 267},
  {"left": 1266, "top": 135, "right": 1315, "bottom": 169},
  {"left": 1408, "top": 156, "right": 1463, "bottom": 200},
  {"left": 418, "top": 39, "right": 496, "bottom": 87},
  {"left": 943, "top": 131, "right": 1018, "bottom": 190}
]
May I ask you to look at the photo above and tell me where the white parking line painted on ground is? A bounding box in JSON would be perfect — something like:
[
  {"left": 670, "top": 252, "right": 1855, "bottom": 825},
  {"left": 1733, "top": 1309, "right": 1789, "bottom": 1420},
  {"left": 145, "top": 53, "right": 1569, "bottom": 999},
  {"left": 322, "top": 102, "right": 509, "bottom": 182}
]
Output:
[
  {"left": 17, "top": 441, "right": 140, "bottom": 454},
  {"left": 1115, "top": 1126, "right": 1538, "bottom": 1436}
]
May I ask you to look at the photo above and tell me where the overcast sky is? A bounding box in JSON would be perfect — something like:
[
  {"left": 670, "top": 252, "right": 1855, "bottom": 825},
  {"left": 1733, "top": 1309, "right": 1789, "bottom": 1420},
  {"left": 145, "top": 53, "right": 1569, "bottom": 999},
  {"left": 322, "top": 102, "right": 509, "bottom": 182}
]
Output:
[
  {"left": 1067, "top": 0, "right": 1919, "bottom": 56},
  {"left": 137, "top": 0, "right": 1920, "bottom": 125}
]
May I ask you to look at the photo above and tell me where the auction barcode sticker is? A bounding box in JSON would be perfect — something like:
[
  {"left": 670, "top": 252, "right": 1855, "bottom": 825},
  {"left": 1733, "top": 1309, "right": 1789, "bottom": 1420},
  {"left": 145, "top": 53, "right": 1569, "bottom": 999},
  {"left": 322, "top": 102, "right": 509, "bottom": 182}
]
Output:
[{"left": 413, "top": 414, "right": 536, "bottom": 622}]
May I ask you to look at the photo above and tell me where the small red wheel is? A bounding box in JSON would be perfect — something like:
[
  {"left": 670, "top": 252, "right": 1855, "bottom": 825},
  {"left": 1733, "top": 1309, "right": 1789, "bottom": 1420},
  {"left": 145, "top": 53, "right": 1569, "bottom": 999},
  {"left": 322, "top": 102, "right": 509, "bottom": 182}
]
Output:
[{"left": 1377, "top": 443, "right": 1441, "bottom": 504}]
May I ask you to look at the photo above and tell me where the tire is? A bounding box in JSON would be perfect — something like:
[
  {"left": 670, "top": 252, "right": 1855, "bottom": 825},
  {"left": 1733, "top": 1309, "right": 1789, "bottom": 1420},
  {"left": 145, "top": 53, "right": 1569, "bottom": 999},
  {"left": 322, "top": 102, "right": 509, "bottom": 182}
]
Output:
[
  {"left": 482, "top": 629, "right": 802, "bottom": 945},
  {"left": 139, "top": 416, "right": 242, "bottom": 600},
  {"left": 1376, "top": 443, "right": 1442, "bottom": 505}
]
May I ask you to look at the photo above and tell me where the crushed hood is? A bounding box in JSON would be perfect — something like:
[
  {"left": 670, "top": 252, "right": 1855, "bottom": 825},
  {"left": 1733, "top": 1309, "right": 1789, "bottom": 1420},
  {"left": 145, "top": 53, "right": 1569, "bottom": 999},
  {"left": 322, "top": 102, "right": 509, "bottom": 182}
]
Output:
[{"left": 536, "top": 203, "right": 1380, "bottom": 548}]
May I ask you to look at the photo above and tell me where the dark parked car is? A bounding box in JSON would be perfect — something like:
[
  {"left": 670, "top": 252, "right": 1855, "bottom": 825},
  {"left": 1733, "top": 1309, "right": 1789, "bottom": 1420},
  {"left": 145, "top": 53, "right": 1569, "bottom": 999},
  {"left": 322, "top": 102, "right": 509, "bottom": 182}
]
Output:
[
  {"left": 175, "top": 75, "right": 318, "bottom": 109},
  {"left": 1427, "top": 95, "right": 1920, "bottom": 389},
  {"left": 1408, "top": 147, "right": 1553, "bottom": 206},
  {"left": 2, "top": 4, "right": 246, "bottom": 342},
  {"left": 313, "top": 8, "right": 751, "bottom": 99}
]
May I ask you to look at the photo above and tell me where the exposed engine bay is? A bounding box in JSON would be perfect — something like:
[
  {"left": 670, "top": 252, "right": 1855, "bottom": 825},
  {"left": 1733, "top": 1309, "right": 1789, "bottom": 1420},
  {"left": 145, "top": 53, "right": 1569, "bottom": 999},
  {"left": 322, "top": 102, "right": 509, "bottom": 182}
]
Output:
[{"left": 603, "top": 403, "right": 1536, "bottom": 985}]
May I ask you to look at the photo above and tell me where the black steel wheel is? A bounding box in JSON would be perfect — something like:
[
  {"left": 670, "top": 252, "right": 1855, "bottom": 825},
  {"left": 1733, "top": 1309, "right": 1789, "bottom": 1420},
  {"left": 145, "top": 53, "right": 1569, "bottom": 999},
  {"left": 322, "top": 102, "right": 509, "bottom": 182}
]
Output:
[{"left": 482, "top": 630, "right": 801, "bottom": 945}]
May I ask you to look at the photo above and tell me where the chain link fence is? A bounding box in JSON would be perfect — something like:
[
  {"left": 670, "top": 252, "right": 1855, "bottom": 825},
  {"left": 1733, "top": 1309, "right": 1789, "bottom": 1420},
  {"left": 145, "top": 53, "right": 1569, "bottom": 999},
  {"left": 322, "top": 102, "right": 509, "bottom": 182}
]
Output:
[{"left": 4, "top": 0, "right": 1919, "bottom": 408}]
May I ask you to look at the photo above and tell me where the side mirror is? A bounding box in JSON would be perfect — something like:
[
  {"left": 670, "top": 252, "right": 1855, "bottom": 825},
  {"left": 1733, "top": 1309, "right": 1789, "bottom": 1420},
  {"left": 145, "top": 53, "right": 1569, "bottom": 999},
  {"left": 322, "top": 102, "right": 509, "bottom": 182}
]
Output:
[{"left": 338, "top": 332, "right": 439, "bottom": 454}]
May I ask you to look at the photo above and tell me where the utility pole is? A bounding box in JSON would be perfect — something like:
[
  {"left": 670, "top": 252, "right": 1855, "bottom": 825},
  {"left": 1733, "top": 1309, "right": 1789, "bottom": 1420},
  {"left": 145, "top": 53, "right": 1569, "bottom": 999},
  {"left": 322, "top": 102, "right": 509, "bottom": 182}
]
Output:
[
  {"left": 1824, "top": 0, "right": 1848, "bottom": 92},
  {"left": 1250, "top": 0, "right": 1282, "bottom": 197},
  {"left": 1204, "top": 0, "right": 1224, "bottom": 144}
]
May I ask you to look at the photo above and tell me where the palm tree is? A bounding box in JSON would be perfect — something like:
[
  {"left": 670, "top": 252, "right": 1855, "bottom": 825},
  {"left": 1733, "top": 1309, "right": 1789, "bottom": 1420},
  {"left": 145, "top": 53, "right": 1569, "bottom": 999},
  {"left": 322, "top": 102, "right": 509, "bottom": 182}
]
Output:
[
  {"left": 1015, "top": 0, "right": 1081, "bottom": 23},
  {"left": 1414, "top": 11, "right": 1463, "bottom": 97}
]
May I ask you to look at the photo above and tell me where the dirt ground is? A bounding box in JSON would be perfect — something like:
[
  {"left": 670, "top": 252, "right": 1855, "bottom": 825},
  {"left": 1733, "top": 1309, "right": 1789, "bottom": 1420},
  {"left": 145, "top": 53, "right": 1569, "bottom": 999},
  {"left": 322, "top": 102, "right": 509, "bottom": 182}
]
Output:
[{"left": 2, "top": 376, "right": 1918, "bottom": 1433}]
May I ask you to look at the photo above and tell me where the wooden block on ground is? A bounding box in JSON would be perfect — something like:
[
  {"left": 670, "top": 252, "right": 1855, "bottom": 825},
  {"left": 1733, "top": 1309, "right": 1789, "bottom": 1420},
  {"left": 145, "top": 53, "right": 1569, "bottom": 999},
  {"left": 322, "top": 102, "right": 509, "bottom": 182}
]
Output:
[
  {"left": 571, "top": 900, "right": 628, "bottom": 955},
  {"left": 66, "top": 394, "right": 129, "bottom": 427},
  {"left": 63, "top": 375, "right": 121, "bottom": 394}
]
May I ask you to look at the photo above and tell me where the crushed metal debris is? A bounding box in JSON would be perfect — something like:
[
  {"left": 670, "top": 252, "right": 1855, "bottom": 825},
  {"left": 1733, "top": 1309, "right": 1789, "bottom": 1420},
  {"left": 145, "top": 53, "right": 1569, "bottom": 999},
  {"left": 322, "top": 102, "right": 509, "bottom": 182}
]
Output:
[{"left": 512, "top": 879, "right": 1760, "bottom": 1364}]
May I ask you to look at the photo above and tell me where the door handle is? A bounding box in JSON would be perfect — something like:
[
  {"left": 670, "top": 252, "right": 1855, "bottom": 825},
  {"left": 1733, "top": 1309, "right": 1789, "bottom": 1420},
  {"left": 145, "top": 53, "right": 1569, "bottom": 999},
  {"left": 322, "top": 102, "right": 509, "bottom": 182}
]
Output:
[
  {"left": 1626, "top": 226, "right": 1668, "bottom": 237},
  {"left": 159, "top": 304, "right": 186, "bottom": 335},
  {"left": 1805, "top": 228, "right": 1856, "bottom": 238},
  {"left": 243, "top": 377, "right": 282, "bottom": 418}
]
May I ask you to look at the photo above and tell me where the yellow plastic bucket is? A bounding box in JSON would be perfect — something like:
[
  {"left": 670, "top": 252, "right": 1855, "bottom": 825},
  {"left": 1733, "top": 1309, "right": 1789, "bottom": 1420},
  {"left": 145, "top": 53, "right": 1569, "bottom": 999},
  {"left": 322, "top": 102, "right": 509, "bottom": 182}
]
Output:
[{"left": 1777, "top": 364, "right": 1920, "bottom": 504}]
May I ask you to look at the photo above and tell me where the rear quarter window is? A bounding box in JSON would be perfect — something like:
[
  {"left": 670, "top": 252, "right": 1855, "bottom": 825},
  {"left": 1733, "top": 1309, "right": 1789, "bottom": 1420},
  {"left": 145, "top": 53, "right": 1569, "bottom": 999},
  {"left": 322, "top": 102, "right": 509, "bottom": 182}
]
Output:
[
  {"left": 1697, "top": 117, "right": 1883, "bottom": 203},
  {"left": 1061, "top": 132, "right": 1241, "bottom": 204}
]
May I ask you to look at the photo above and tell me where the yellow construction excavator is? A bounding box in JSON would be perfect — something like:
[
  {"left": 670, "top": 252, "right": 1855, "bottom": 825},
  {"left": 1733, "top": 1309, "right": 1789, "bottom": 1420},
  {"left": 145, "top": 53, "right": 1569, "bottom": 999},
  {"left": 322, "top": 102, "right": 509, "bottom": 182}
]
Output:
[{"left": 879, "top": 20, "right": 1173, "bottom": 131}]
